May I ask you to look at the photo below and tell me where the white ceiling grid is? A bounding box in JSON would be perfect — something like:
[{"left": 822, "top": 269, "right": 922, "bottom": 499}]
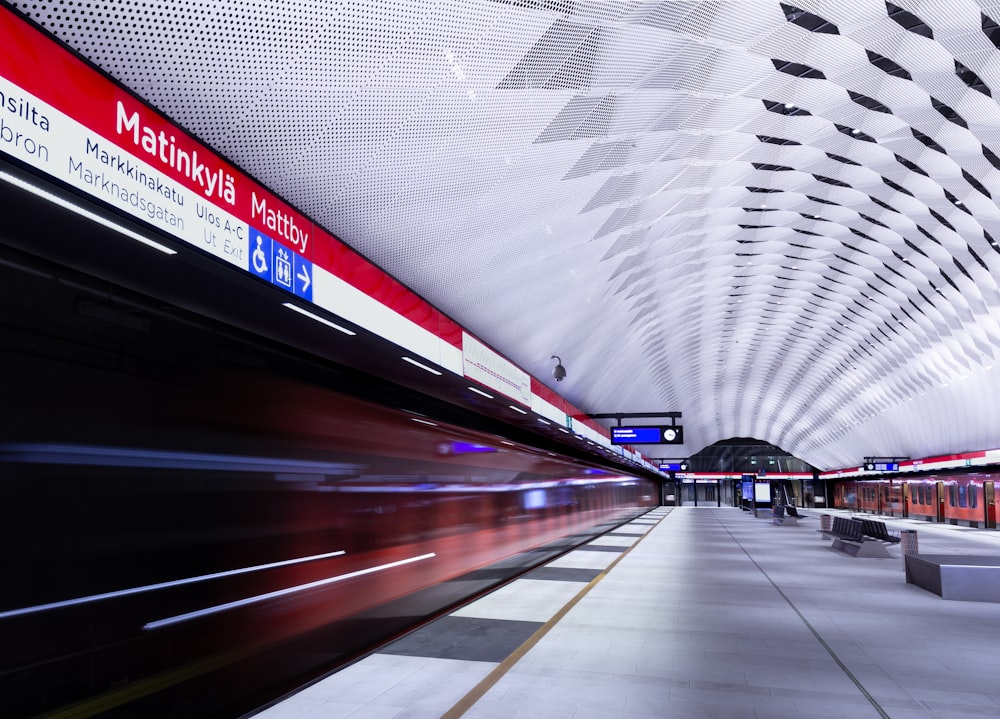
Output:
[{"left": 11, "top": 0, "right": 1000, "bottom": 469}]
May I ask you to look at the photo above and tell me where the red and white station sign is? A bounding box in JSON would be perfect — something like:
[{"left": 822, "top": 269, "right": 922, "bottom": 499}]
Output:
[{"left": 0, "top": 6, "right": 624, "bottom": 451}]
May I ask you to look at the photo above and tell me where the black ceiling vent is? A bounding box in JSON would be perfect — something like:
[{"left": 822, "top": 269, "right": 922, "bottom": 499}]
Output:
[
  {"left": 752, "top": 162, "right": 794, "bottom": 172},
  {"left": 869, "top": 195, "right": 897, "bottom": 212},
  {"left": 746, "top": 186, "right": 783, "bottom": 193},
  {"left": 955, "top": 60, "right": 992, "bottom": 97},
  {"left": 983, "top": 13, "right": 1000, "bottom": 49},
  {"left": 944, "top": 189, "right": 972, "bottom": 215},
  {"left": 895, "top": 154, "right": 927, "bottom": 176},
  {"left": 835, "top": 124, "right": 876, "bottom": 142},
  {"left": 762, "top": 99, "right": 811, "bottom": 115},
  {"left": 772, "top": 59, "right": 826, "bottom": 80},
  {"left": 780, "top": 3, "right": 839, "bottom": 34},
  {"left": 866, "top": 49, "right": 911, "bottom": 80},
  {"left": 793, "top": 228, "right": 821, "bottom": 236},
  {"left": 757, "top": 134, "right": 801, "bottom": 145},
  {"left": 887, "top": 2, "right": 933, "bottom": 38},
  {"left": 983, "top": 144, "right": 1000, "bottom": 170},
  {"left": 962, "top": 169, "right": 991, "bottom": 199},
  {"left": 850, "top": 228, "right": 875, "bottom": 242},
  {"left": 931, "top": 98, "right": 968, "bottom": 128},
  {"left": 859, "top": 213, "right": 889, "bottom": 228},
  {"left": 848, "top": 90, "right": 892, "bottom": 113},
  {"left": 985, "top": 229, "right": 1000, "bottom": 252},
  {"left": 826, "top": 152, "right": 861, "bottom": 166},
  {"left": 912, "top": 128, "right": 946, "bottom": 154},
  {"left": 813, "top": 174, "right": 851, "bottom": 188},
  {"left": 928, "top": 208, "right": 955, "bottom": 231},
  {"left": 806, "top": 195, "right": 839, "bottom": 206},
  {"left": 742, "top": 206, "right": 780, "bottom": 212},
  {"left": 882, "top": 177, "right": 914, "bottom": 197}
]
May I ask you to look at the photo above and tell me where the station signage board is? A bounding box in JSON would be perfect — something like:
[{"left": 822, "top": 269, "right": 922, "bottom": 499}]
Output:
[
  {"left": 865, "top": 462, "right": 898, "bottom": 472},
  {"left": 611, "top": 425, "right": 683, "bottom": 445},
  {"left": 0, "top": 6, "right": 464, "bottom": 350}
]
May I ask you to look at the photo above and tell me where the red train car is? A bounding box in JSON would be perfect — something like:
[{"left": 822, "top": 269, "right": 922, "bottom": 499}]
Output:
[{"left": 833, "top": 473, "right": 1000, "bottom": 528}]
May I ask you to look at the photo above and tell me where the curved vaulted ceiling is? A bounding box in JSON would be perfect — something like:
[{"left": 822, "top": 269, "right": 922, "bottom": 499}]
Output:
[{"left": 11, "top": 0, "right": 1000, "bottom": 470}]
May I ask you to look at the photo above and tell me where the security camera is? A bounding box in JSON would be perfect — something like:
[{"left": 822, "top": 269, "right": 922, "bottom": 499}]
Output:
[{"left": 551, "top": 355, "right": 566, "bottom": 382}]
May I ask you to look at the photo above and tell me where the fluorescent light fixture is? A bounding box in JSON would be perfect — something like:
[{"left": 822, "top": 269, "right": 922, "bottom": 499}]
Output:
[
  {"left": 282, "top": 302, "right": 356, "bottom": 335},
  {"left": 411, "top": 418, "right": 438, "bottom": 427},
  {"left": 509, "top": 405, "right": 528, "bottom": 414},
  {"left": 0, "top": 169, "right": 177, "bottom": 255},
  {"left": 558, "top": 427, "right": 571, "bottom": 434},
  {"left": 0, "top": 549, "right": 345, "bottom": 620},
  {"left": 401, "top": 356, "right": 442, "bottom": 375},
  {"left": 537, "top": 418, "right": 551, "bottom": 425},
  {"left": 468, "top": 386, "right": 494, "bottom": 399},
  {"left": 145, "top": 552, "right": 436, "bottom": 630}
]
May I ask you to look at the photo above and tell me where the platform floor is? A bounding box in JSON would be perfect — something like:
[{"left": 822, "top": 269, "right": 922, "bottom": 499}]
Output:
[{"left": 249, "top": 506, "right": 1000, "bottom": 719}]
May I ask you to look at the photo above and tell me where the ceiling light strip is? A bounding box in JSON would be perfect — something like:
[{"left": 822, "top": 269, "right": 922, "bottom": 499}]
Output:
[
  {"left": 401, "top": 356, "right": 443, "bottom": 375},
  {"left": 0, "top": 170, "right": 177, "bottom": 255},
  {"left": 282, "top": 302, "right": 356, "bottom": 335}
]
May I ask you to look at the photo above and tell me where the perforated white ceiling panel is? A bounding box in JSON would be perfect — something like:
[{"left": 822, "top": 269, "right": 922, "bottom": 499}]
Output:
[{"left": 13, "top": 0, "right": 1000, "bottom": 470}]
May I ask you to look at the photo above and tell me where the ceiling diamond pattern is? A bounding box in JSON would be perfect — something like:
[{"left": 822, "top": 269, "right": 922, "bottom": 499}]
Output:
[{"left": 10, "top": 0, "right": 1000, "bottom": 470}]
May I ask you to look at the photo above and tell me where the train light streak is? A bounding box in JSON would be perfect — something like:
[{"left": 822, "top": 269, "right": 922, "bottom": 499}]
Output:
[
  {"left": 0, "top": 550, "right": 346, "bottom": 621},
  {"left": 144, "top": 553, "right": 437, "bottom": 630}
]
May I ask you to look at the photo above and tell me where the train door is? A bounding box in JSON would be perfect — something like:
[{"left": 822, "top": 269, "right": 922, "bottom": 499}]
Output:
[
  {"left": 985, "top": 482, "right": 997, "bottom": 529},
  {"left": 936, "top": 481, "right": 945, "bottom": 523},
  {"left": 900, "top": 482, "right": 909, "bottom": 518}
]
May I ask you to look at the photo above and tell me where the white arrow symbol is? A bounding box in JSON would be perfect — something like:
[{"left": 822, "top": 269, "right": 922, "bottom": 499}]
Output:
[{"left": 297, "top": 265, "right": 311, "bottom": 292}]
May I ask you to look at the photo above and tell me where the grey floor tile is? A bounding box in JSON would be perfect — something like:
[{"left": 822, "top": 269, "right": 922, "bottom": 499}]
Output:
[{"left": 380, "top": 615, "right": 542, "bottom": 662}]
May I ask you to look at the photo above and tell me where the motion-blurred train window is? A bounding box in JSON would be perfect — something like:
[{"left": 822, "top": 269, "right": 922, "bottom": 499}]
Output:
[
  {"left": 970, "top": 486, "right": 978, "bottom": 509},
  {"left": 959, "top": 485, "right": 968, "bottom": 508},
  {"left": 949, "top": 484, "right": 958, "bottom": 507}
]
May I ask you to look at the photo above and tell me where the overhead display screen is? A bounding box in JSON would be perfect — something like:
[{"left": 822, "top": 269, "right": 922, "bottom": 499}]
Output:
[
  {"left": 865, "top": 462, "right": 898, "bottom": 472},
  {"left": 611, "top": 426, "right": 684, "bottom": 445}
]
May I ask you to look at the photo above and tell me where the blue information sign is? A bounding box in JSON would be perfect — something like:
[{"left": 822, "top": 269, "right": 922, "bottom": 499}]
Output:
[
  {"left": 611, "top": 426, "right": 684, "bottom": 445},
  {"left": 248, "top": 226, "right": 313, "bottom": 302}
]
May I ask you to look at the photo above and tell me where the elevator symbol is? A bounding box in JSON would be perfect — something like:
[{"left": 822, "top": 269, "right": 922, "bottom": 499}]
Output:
[{"left": 275, "top": 247, "right": 293, "bottom": 289}]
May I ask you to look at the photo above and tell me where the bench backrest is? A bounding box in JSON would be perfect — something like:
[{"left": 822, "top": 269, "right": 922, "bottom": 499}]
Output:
[{"left": 862, "top": 519, "right": 888, "bottom": 540}]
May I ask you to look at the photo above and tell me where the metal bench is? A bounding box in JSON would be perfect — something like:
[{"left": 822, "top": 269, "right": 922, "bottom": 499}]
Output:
[
  {"left": 829, "top": 516, "right": 892, "bottom": 558},
  {"left": 772, "top": 504, "right": 804, "bottom": 526}
]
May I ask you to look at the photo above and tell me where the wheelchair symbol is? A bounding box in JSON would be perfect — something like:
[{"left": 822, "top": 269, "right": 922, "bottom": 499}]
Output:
[{"left": 252, "top": 236, "right": 268, "bottom": 274}]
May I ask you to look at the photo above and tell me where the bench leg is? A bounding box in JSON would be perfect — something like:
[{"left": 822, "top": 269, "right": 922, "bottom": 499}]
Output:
[{"left": 855, "top": 541, "right": 892, "bottom": 559}]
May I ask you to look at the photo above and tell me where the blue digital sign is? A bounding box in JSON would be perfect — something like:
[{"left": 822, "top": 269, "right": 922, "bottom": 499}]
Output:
[
  {"left": 611, "top": 426, "right": 684, "bottom": 445},
  {"left": 867, "top": 462, "right": 898, "bottom": 472}
]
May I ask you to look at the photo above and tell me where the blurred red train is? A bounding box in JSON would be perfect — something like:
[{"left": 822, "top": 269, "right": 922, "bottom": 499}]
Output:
[
  {"left": 0, "top": 262, "right": 659, "bottom": 718},
  {"left": 833, "top": 473, "right": 1000, "bottom": 528}
]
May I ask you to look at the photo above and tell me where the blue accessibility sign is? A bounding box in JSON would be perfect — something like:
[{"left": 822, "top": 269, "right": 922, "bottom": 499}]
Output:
[{"left": 248, "top": 226, "right": 313, "bottom": 302}]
